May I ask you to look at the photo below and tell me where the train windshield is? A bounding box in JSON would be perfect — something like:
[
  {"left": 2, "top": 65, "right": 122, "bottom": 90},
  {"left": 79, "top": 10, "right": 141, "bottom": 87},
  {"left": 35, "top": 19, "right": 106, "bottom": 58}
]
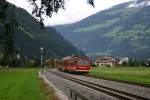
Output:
[{"left": 78, "top": 60, "right": 88, "bottom": 66}]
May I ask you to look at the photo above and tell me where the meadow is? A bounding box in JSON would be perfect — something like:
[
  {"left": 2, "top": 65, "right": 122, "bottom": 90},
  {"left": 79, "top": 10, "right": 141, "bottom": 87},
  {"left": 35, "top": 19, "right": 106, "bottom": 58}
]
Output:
[
  {"left": 89, "top": 67, "right": 150, "bottom": 85},
  {"left": 0, "top": 68, "right": 56, "bottom": 100}
]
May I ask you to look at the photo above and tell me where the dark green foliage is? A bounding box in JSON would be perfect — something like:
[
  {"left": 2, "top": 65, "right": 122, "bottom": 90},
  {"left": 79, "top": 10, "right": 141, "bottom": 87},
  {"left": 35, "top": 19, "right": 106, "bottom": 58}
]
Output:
[
  {"left": 121, "top": 59, "right": 150, "bottom": 67},
  {"left": 0, "top": 0, "right": 8, "bottom": 21},
  {"left": 0, "top": 0, "right": 18, "bottom": 66},
  {"left": 91, "top": 63, "right": 97, "bottom": 67},
  {"left": 2, "top": 20, "right": 18, "bottom": 65},
  {"left": 127, "top": 59, "right": 139, "bottom": 67},
  {"left": 122, "top": 61, "right": 128, "bottom": 66}
]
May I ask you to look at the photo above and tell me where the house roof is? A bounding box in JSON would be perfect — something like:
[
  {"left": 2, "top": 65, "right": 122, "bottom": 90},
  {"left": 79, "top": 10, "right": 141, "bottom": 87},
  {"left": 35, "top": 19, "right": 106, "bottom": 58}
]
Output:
[{"left": 96, "top": 56, "right": 116, "bottom": 62}]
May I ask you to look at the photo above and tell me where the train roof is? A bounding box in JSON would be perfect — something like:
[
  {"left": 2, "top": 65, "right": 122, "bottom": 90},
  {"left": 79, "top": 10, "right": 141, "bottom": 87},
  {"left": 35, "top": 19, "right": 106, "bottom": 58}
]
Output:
[{"left": 62, "top": 56, "right": 89, "bottom": 60}]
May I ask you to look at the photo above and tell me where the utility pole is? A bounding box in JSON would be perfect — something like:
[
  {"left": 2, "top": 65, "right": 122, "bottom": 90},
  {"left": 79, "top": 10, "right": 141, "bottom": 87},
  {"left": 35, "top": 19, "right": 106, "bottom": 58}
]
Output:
[
  {"left": 54, "top": 59, "right": 57, "bottom": 68},
  {"left": 40, "top": 47, "right": 44, "bottom": 67}
]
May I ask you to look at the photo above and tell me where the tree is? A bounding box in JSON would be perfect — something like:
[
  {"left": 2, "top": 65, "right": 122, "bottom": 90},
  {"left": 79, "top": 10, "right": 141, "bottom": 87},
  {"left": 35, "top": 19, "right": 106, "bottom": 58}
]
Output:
[
  {"left": 28, "top": 0, "right": 94, "bottom": 27},
  {"left": 0, "top": 0, "right": 18, "bottom": 66}
]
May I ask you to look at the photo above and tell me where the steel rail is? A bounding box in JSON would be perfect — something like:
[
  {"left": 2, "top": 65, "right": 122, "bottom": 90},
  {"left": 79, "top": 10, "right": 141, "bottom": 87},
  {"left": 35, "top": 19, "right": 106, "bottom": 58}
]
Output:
[
  {"left": 47, "top": 70, "right": 150, "bottom": 100},
  {"left": 85, "top": 75, "right": 150, "bottom": 88}
]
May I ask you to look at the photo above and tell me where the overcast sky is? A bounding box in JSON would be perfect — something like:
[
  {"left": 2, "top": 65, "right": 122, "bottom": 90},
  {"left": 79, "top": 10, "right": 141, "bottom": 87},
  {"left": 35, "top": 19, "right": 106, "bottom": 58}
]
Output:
[{"left": 7, "top": 0, "right": 131, "bottom": 26}]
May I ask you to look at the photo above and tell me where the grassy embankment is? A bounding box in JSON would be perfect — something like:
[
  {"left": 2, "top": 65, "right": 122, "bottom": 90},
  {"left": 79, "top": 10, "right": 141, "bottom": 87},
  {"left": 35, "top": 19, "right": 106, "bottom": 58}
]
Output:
[
  {"left": 89, "top": 67, "right": 150, "bottom": 85},
  {"left": 0, "top": 68, "right": 57, "bottom": 100}
]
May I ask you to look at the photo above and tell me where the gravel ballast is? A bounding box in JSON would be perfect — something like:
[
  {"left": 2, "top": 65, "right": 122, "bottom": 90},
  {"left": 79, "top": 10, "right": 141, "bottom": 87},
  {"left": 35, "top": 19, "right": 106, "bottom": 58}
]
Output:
[
  {"left": 41, "top": 70, "right": 116, "bottom": 100},
  {"left": 51, "top": 69, "right": 150, "bottom": 99},
  {"left": 39, "top": 71, "right": 69, "bottom": 100}
]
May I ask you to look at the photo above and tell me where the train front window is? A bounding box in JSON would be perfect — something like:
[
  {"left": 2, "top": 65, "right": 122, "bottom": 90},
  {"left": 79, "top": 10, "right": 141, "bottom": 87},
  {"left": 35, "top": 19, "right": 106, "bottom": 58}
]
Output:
[{"left": 78, "top": 60, "right": 88, "bottom": 66}]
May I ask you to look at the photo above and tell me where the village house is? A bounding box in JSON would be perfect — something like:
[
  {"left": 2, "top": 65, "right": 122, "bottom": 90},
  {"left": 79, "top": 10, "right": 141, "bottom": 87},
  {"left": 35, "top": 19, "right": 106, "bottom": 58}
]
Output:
[
  {"left": 118, "top": 57, "right": 129, "bottom": 65},
  {"left": 145, "top": 58, "right": 150, "bottom": 66},
  {"left": 95, "top": 56, "right": 116, "bottom": 67}
]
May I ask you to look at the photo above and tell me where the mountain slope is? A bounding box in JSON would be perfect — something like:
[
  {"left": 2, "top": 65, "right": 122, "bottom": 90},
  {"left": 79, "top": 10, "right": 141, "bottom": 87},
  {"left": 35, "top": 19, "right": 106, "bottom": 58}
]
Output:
[
  {"left": 0, "top": 2, "right": 80, "bottom": 59},
  {"left": 54, "top": 0, "right": 150, "bottom": 59}
]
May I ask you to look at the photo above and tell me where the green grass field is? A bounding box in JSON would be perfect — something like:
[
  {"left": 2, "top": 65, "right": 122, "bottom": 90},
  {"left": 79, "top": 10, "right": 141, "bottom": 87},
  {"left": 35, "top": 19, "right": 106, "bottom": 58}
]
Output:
[
  {"left": 88, "top": 67, "right": 150, "bottom": 85},
  {"left": 0, "top": 68, "right": 54, "bottom": 100}
]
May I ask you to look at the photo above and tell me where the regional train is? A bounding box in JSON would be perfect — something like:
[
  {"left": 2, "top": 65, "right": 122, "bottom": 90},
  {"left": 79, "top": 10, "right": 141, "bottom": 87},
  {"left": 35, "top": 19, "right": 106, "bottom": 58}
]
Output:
[{"left": 58, "top": 56, "right": 91, "bottom": 72}]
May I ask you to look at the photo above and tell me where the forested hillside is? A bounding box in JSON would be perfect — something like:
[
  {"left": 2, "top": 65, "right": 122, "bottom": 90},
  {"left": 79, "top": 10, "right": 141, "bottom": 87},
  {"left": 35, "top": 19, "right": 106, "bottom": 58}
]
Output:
[
  {"left": 54, "top": 0, "right": 150, "bottom": 59},
  {"left": 0, "top": 2, "right": 81, "bottom": 59}
]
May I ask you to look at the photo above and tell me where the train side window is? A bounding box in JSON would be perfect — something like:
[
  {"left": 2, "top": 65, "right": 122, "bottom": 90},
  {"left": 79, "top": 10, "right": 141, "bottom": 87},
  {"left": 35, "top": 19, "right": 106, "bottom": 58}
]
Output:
[{"left": 78, "top": 60, "right": 88, "bottom": 66}]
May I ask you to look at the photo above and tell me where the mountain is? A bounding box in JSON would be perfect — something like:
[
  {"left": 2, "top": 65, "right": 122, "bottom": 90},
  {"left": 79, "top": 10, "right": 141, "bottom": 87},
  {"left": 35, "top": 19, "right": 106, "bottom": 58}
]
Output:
[
  {"left": 0, "top": 2, "right": 81, "bottom": 59},
  {"left": 128, "top": 0, "right": 150, "bottom": 7},
  {"left": 54, "top": 0, "right": 150, "bottom": 59}
]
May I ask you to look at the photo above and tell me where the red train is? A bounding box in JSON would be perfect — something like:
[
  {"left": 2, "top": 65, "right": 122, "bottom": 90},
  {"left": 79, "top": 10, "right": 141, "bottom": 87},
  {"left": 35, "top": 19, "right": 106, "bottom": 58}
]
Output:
[{"left": 58, "top": 56, "right": 91, "bottom": 72}]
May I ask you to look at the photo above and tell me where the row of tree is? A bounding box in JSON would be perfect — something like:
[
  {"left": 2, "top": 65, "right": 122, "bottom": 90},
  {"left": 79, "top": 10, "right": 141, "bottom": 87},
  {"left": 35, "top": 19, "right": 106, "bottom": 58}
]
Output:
[
  {"left": 0, "top": 0, "right": 18, "bottom": 67},
  {"left": 121, "top": 59, "right": 150, "bottom": 67},
  {"left": 0, "top": 56, "right": 36, "bottom": 68}
]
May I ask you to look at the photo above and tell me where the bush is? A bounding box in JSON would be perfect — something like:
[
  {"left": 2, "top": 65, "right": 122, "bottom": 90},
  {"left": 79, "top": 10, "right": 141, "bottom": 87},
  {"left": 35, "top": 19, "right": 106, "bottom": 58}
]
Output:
[{"left": 91, "top": 63, "right": 97, "bottom": 67}]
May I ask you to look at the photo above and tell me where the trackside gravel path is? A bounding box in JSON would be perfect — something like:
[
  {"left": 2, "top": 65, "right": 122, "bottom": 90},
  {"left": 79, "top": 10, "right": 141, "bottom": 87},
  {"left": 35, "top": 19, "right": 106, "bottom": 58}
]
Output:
[
  {"left": 51, "top": 69, "right": 150, "bottom": 99},
  {"left": 41, "top": 70, "right": 116, "bottom": 100}
]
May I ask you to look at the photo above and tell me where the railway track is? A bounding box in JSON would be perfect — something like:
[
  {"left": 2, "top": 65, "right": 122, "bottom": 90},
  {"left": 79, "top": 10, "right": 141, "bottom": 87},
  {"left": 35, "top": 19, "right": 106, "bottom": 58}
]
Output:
[
  {"left": 85, "top": 75, "right": 150, "bottom": 88},
  {"left": 48, "top": 70, "right": 150, "bottom": 100}
]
